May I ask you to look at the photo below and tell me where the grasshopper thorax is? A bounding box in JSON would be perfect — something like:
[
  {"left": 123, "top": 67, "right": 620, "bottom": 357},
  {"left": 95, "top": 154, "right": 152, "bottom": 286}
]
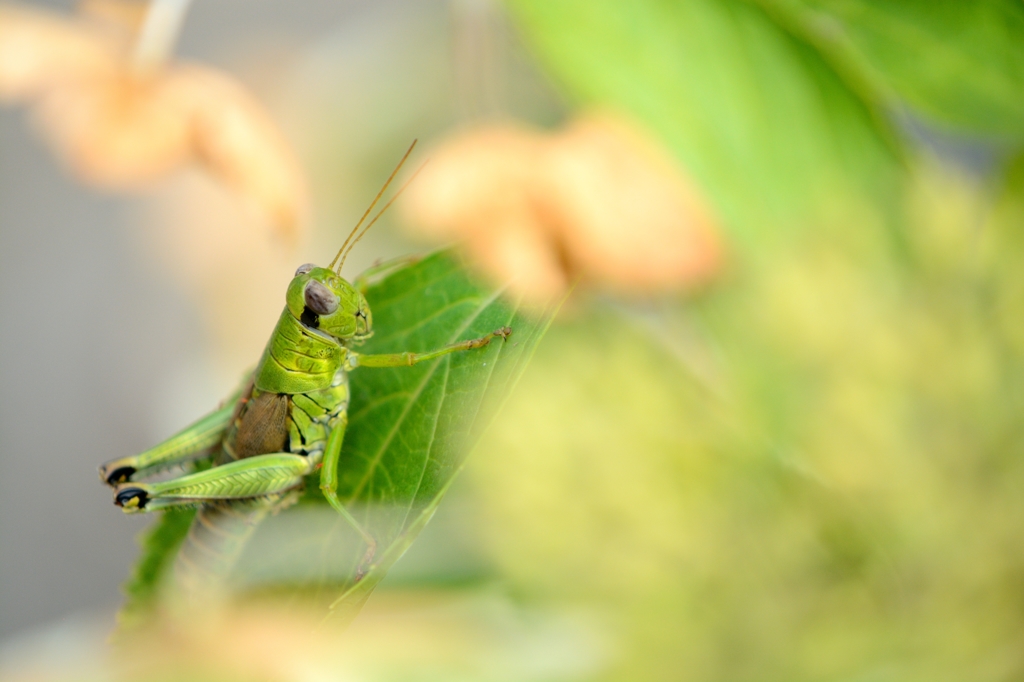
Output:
[{"left": 287, "top": 264, "right": 372, "bottom": 344}]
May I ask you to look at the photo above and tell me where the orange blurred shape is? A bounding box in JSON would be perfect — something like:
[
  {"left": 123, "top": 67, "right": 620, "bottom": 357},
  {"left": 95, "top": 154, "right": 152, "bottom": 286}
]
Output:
[
  {"left": 405, "top": 113, "right": 723, "bottom": 302},
  {"left": 0, "top": 1, "right": 307, "bottom": 240}
]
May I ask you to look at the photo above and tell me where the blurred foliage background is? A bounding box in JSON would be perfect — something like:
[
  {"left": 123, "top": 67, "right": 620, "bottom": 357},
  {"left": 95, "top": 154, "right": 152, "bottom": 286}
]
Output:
[
  {"left": 4, "top": 0, "right": 1024, "bottom": 681},
  {"left": 469, "top": 2, "right": 1024, "bottom": 680}
]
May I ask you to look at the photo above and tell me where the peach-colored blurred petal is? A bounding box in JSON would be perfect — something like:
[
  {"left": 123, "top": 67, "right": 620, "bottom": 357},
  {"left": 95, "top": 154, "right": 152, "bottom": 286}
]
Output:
[
  {"left": 106, "top": 592, "right": 602, "bottom": 682},
  {"left": 410, "top": 126, "right": 544, "bottom": 238},
  {"left": 404, "top": 113, "right": 723, "bottom": 302},
  {"left": 544, "top": 114, "right": 721, "bottom": 291},
  {"left": 409, "top": 126, "right": 571, "bottom": 301},
  {"left": 0, "top": 1, "right": 307, "bottom": 240},
  {"left": 164, "top": 65, "right": 309, "bottom": 239},
  {"left": 0, "top": 3, "right": 119, "bottom": 100},
  {"left": 33, "top": 73, "right": 190, "bottom": 184},
  {"left": 467, "top": 214, "right": 570, "bottom": 302}
]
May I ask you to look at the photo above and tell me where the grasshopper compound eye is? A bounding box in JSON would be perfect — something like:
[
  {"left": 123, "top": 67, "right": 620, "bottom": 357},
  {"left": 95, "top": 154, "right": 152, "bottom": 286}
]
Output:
[
  {"left": 304, "top": 279, "right": 339, "bottom": 316},
  {"left": 295, "top": 263, "right": 316, "bottom": 276}
]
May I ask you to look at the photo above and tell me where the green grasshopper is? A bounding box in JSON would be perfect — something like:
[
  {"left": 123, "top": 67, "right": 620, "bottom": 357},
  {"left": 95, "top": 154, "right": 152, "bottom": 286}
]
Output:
[{"left": 99, "top": 143, "right": 510, "bottom": 583}]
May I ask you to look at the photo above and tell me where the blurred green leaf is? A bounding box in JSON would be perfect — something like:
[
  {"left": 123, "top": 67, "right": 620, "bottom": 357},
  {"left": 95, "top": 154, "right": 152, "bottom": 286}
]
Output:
[
  {"left": 507, "top": 0, "right": 902, "bottom": 246},
  {"left": 758, "top": 0, "right": 1024, "bottom": 141},
  {"left": 119, "top": 508, "right": 195, "bottom": 627},
  {"left": 122, "top": 252, "right": 554, "bottom": 621}
]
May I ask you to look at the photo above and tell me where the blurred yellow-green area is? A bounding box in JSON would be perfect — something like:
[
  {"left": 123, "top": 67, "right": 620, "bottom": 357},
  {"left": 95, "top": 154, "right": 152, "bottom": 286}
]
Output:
[
  {"left": 4, "top": 1, "right": 1024, "bottom": 681},
  {"left": 473, "top": 162, "right": 1024, "bottom": 681}
]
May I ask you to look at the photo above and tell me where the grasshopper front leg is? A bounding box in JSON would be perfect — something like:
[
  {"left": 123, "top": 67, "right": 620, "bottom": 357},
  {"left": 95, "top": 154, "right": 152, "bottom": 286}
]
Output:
[
  {"left": 352, "top": 326, "right": 512, "bottom": 368},
  {"left": 99, "top": 403, "right": 236, "bottom": 485}
]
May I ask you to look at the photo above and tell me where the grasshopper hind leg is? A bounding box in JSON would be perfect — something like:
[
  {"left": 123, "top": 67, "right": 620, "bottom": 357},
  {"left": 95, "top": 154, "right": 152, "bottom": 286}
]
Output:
[
  {"left": 112, "top": 453, "right": 314, "bottom": 512},
  {"left": 99, "top": 402, "right": 236, "bottom": 486},
  {"left": 104, "top": 465, "right": 140, "bottom": 486}
]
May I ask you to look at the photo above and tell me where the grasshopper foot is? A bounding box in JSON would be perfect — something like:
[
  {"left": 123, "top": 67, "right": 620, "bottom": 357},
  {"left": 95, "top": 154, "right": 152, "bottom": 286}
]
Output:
[
  {"left": 115, "top": 486, "right": 149, "bottom": 511},
  {"left": 354, "top": 543, "right": 377, "bottom": 582},
  {"left": 494, "top": 326, "right": 512, "bottom": 341},
  {"left": 101, "top": 465, "right": 136, "bottom": 486}
]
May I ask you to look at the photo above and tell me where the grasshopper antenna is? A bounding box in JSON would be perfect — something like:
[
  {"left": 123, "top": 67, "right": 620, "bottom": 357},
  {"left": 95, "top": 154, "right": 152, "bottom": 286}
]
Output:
[
  {"left": 336, "top": 159, "right": 429, "bottom": 274},
  {"left": 330, "top": 139, "right": 418, "bottom": 273}
]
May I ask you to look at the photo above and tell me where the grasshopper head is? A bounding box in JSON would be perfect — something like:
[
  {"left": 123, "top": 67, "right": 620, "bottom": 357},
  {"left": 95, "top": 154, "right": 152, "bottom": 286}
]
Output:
[
  {"left": 288, "top": 142, "right": 419, "bottom": 344},
  {"left": 286, "top": 263, "right": 372, "bottom": 343}
]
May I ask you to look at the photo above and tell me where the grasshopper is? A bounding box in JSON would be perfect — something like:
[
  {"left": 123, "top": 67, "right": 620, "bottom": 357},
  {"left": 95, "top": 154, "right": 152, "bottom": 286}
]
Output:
[{"left": 98, "top": 143, "right": 510, "bottom": 583}]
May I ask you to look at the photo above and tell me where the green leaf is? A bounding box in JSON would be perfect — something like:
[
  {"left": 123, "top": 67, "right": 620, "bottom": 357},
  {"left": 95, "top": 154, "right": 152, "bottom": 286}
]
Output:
[
  {"left": 757, "top": 0, "right": 1024, "bottom": 141},
  {"left": 506, "top": 0, "right": 902, "bottom": 247},
  {"left": 313, "top": 251, "right": 555, "bottom": 618},
  {"left": 120, "top": 251, "right": 555, "bottom": 622},
  {"left": 118, "top": 507, "right": 195, "bottom": 627}
]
